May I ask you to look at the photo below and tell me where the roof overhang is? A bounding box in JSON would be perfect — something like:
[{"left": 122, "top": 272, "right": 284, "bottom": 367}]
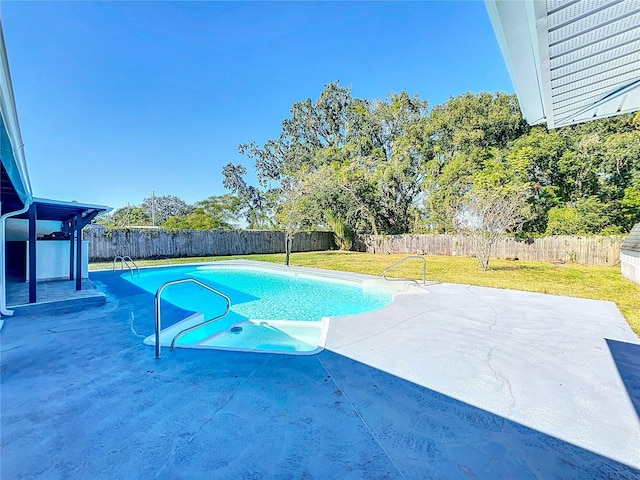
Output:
[
  {"left": 0, "top": 19, "right": 31, "bottom": 207},
  {"left": 13, "top": 197, "right": 111, "bottom": 224},
  {"left": 485, "top": 0, "right": 640, "bottom": 129}
]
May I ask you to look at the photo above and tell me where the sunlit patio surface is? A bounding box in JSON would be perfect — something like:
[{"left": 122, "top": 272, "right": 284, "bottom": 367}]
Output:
[{"left": 1, "top": 263, "right": 639, "bottom": 479}]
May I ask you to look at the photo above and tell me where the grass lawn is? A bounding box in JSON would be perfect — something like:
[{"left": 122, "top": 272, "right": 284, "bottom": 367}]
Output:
[{"left": 91, "top": 251, "right": 640, "bottom": 337}]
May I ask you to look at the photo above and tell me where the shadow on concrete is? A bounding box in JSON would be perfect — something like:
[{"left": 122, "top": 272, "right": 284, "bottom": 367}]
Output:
[
  {"left": 3, "top": 269, "right": 630, "bottom": 478},
  {"left": 2, "top": 324, "right": 639, "bottom": 478},
  {"left": 92, "top": 270, "right": 198, "bottom": 332},
  {"left": 607, "top": 338, "right": 640, "bottom": 421},
  {"left": 318, "top": 349, "right": 640, "bottom": 479}
]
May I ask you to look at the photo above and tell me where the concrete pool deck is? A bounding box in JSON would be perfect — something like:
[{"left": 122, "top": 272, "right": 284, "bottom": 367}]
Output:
[{"left": 1, "top": 262, "right": 639, "bottom": 479}]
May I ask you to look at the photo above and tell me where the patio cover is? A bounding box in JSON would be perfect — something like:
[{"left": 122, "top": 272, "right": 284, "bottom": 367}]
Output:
[
  {"left": 485, "top": 0, "right": 640, "bottom": 128},
  {"left": 28, "top": 198, "right": 110, "bottom": 295},
  {"left": 28, "top": 197, "right": 110, "bottom": 224}
]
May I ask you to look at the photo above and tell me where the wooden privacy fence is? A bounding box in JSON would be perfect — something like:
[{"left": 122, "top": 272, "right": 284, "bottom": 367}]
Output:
[
  {"left": 86, "top": 229, "right": 335, "bottom": 261},
  {"left": 355, "top": 234, "right": 624, "bottom": 266}
]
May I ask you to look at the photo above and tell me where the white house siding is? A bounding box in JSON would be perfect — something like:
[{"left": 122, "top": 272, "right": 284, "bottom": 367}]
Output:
[
  {"left": 621, "top": 223, "right": 640, "bottom": 285},
  {"left": 621, "top": 250, "right": 640, "bottom": 285}
]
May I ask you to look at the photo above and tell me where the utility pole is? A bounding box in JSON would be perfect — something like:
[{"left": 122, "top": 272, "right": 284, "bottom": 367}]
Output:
[{"left": 152, "top": 191, "right": 156, "bottom": 227}]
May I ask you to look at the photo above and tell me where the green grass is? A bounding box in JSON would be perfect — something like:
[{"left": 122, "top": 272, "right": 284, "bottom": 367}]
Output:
[{"left": 92, "top": 251, "right": 640, "bottom": 337}]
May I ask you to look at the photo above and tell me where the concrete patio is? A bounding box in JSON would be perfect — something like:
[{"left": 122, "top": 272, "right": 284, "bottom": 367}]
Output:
[
  {"left": 1, "top": 265, "right": 639, "bottom": 479},
  {"left": 5, "top": 277, "right": 106, "bottom": 315}
]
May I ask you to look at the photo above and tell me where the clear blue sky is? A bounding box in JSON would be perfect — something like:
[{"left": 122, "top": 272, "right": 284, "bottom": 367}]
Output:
[{"left": 1, "top": 1, "right": 514, "bottom": 211}]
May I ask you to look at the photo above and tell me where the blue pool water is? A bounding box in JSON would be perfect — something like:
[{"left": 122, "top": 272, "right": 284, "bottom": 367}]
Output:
[{"left": 125, "top": 263, "right": 392, "bottom": 354}]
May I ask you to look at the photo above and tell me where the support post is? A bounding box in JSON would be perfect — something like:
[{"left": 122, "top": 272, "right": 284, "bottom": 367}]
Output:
[
  {"left": 68, "top": 219, "right": 75, "bottom": 280},
  {"left": 75, "top": 214, "right": 82, "bottom": 291},
  {"left": 28, "top": 203, "right": 37, "bottom": 303}
]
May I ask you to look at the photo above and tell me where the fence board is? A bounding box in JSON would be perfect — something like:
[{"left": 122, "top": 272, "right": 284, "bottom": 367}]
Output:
[
  {"left": 354, "top": 234, "right": 623, "bottom": 266},
  {"left": 86, "top": 229, "right": 335, "bottom": 261},
  {"left": 86, "top": 229, "right": 623, "bottom": 266}
]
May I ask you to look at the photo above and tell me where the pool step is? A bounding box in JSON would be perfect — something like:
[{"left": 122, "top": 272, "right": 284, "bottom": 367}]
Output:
[
  {"left": 144, "top": 314, "right": 331, "bottom": 356},
  {"left": 143, "top": 312, "right": 204, "bottom": 347},
  {"left": 194, "top": 319, "right": 330, "bottom": 355}
]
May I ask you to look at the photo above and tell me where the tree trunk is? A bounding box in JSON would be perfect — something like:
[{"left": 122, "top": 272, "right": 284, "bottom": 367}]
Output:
[
  {"left": 370, "top": 215, "right": 379, "bottom": 236},
  {"left": 284, "top": 232, "right": 293, "bottom": 266}
]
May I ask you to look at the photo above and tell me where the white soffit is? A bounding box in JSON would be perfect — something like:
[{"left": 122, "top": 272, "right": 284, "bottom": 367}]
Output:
[{"left": 485, "top": 0, "right": 640, "bottom": 129}]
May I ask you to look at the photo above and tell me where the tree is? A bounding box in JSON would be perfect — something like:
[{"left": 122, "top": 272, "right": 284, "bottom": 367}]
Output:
[
  {"left": 222, "top": 163, "right": 274, "bottom": 229},
  {"left": 275, "top": 173, "right": 322, "bottom": 265},
  {"left": 141, "top": 194, "right": 194, "bottom": 225},
  {"left": 347, "top": 92, "right": 431, "bottom": 234},
  {"left": 277, "top": 181, "right": 304, "bottom": 266},
  {"left": 97, "top": 205, "right": 151, "bottom": 229},
  {"left": 425, "top": 91, "right": 528, "bottom": 157},
  {"left": 195, "top": 194, "right": 242, "bottom": 228},
  {"left": 325, "top": 210, "right": 354, "bottom": 250},
  {"left": 509, "top": 128, "right": 565, "bottom": 180},
  {"left": 545, "top": 197, "right": 615, "bottom": 235},
  {"left": 224, "top": 87, "right": 640, "bottom": 237},
  {"left": 162, "top": 206, "right": 236, "bottom": 232},
  {"left": 422, "top": 92, "right": 528, "bottom": 232},
  {"left": 545, "top": 207, "right": 582, "bottom": 235},
  {"left": 233, "top": 83, "right": 430, "bottom": 236},
  {"left": 162, "top": 210, "right": 215, "bottom": 231},
  {"left": 620, "top": 186, "right": 640, "bottom": 231},
  {"left": 237, "top": 81, "right": 353, "bottom": 187},
  {"left": 454, "top": 190, "right": 526, "bottom": 271}
]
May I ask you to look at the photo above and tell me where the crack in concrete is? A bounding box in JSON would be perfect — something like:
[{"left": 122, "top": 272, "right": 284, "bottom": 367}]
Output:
[
  {"left": 316, "top": 355, "right": 408, "bottom": 480},
  {"left": 127, "top": 307, "right": 146, "bottom": 339},
  {"left": 470, "top": 293, "right": 517, "bottom": 414},
  {"left": 184, "top": 354, "right": 273, "bottom": 445},
  {"left": 46, "top": 326, "right": 101, "bottom": 333},
  {"left": 0, "top": 345, "right": 23, "bottom": 353},
  {"left": 487, "top": 305, "right": 498, "bottom": 332},
  {"left": 486, "top": 347, "right": 517, "bottom": 414}
]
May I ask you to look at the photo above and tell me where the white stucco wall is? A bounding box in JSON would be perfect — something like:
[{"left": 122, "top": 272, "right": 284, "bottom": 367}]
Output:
[
  {"left": 621, "top": 250, "right": 640, "bottom": 285},
  {"left": 26, "top": 241, "right": 89, "bottom": 281}
]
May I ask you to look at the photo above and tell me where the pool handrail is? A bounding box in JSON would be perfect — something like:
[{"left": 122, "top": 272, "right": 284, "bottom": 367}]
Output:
[
  {"left": 154, "top": 278, "right": 231, "bottom": 358},
  {"left": 382, "top": 255, "right": 427, "bottom": 285},
  {"left": 113, "top": 255, "right": 140, "bottom": 277}
]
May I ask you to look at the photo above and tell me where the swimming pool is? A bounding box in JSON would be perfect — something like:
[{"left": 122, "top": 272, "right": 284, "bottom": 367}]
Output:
[{"left": 123, "top": 262, "right": 393, "bottom": 355}]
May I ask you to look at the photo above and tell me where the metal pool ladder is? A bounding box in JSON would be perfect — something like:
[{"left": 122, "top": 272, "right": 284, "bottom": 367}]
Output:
[
  {"left": 113, "top": 255, "right": 140, "bottom": 277},
  {"left": 382, "top": 255, "right": 427, "bottom": 285},
  {"left": 154, "top": 278, "right": 231, "bottom": 359}
]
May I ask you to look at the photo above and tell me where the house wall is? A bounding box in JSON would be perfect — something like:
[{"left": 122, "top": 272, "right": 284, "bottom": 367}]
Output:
[
  {"left": 25, "top": 240, "right": 89, "bottom": 281},
  {"left": 620, "top": 222, "right": 640, "bottom": 285},
  {"left": 621, "top": 250, "right": 640, "bottom": 285}
]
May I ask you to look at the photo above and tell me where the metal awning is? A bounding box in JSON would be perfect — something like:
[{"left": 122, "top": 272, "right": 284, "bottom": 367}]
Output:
[
  {"left": 18, "top": 198, "right": 110, "bottom": 300},
  {"left": 30, "top": 197, "right": 110, "bottom": 223},
  {"left": 485, "top": 0, "right": 640, "bottom": 128},
  {"left": 9, "top": 197, "right": 110, "bottom": 224}
]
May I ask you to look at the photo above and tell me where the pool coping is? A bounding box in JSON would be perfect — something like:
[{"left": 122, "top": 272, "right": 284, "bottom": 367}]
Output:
[{"left": 104, "top": 258, "right": 424, "bottom": 292}]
